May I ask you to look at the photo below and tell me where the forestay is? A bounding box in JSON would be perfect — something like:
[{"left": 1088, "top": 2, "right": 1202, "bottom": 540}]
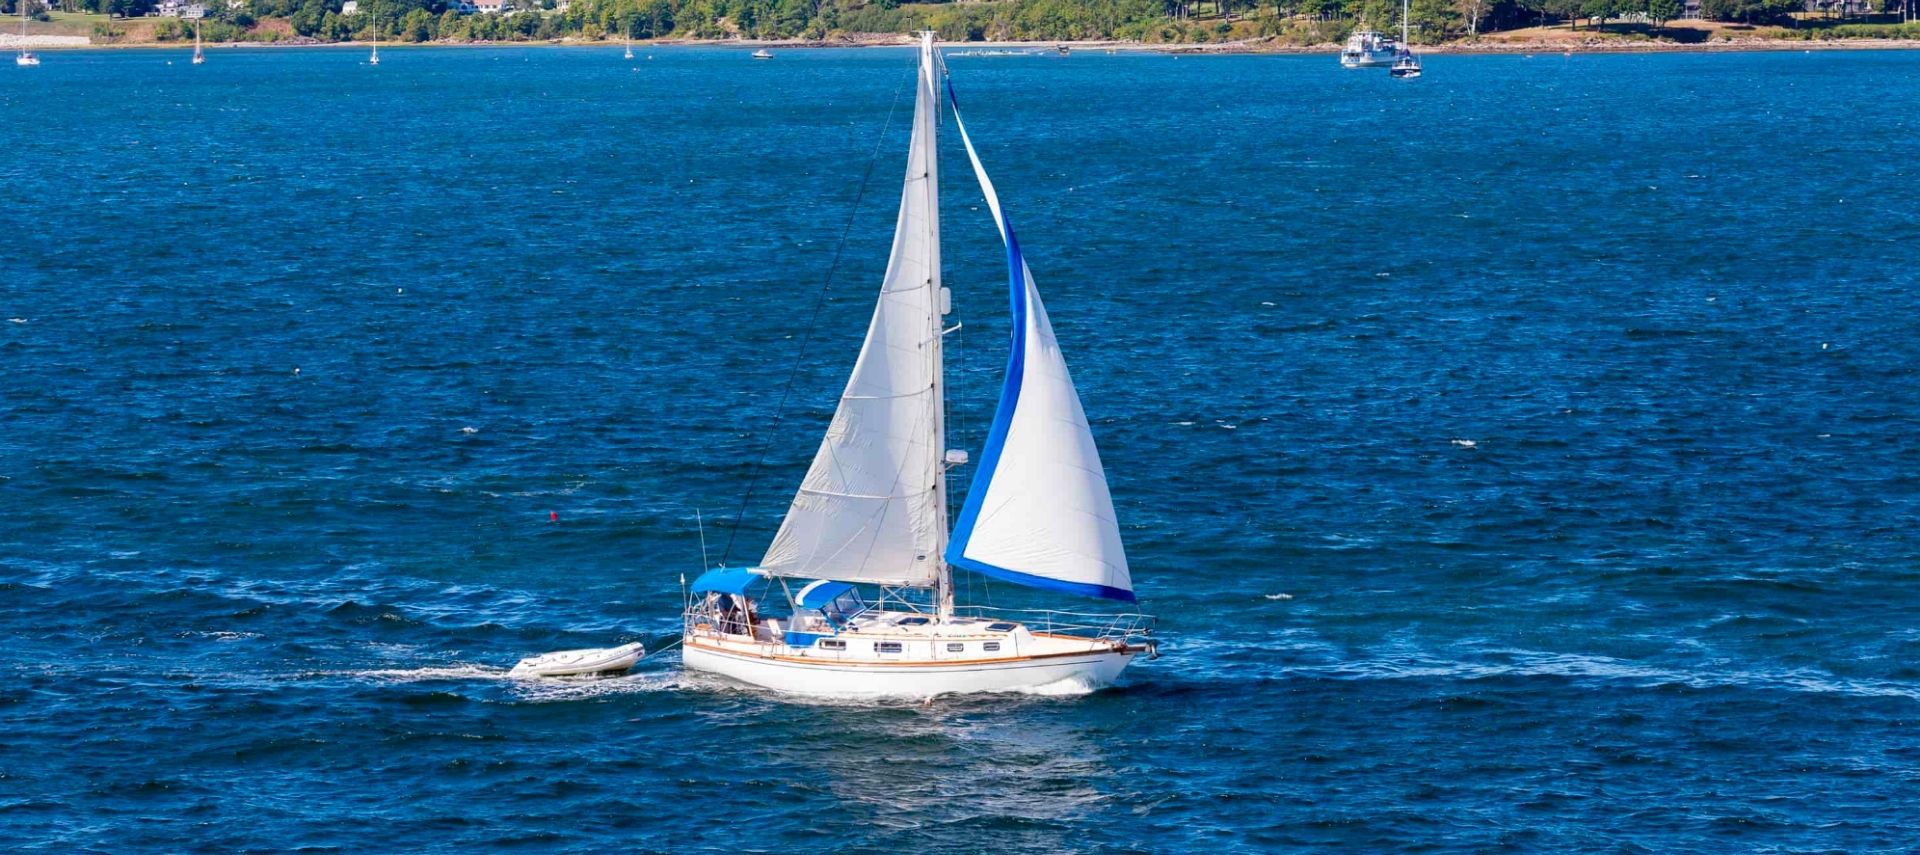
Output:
[
  {"left": 940, "top": 79, "right": 1135, "bottom": 603},
  {"left": 759, "top": 38, "right": 947, "bottom": 588}
]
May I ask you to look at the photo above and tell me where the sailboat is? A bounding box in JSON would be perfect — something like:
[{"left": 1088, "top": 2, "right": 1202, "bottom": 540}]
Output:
[
  {"left": 191, "top": 23, "right": 205, "bottom": 64},
  {"left": 681, "top": 33, "right": 1155, "bottom": 697},
  {"left": 1390, "top": 0, "right": 1422, "bottom": 79},
  {"left": 624, "top": 33, "right": 634, "bottom": 60},
  {"left": 368, "top": 13, "right": 380, "bottom": 65},
  {"left": 15, "top": 3, "right": 39, "bottom": 67}
]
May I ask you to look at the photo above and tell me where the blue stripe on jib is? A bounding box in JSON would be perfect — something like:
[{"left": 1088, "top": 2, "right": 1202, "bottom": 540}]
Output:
[
  {"left": 942, "top": 229, "right": 1132, "bottom": 607},
  {"left": 944, "top": 213, "right": 1027, "bottom": 567},
  {"left": 951, "top": 557, "right": 1138, "bottom": 603},
  {"left": 940, "top": 80, "right": 1133, "bottom": 604}
]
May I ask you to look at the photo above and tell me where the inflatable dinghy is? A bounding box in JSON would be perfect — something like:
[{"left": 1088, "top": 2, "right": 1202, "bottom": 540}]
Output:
[{"left": 509, "top": 642, "right": 645, "bottom": 678}]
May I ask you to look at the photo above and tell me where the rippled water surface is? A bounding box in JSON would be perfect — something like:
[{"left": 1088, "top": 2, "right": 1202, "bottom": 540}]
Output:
[{"left": 5, "top": 46, "right": 1920, "bottom": 852}]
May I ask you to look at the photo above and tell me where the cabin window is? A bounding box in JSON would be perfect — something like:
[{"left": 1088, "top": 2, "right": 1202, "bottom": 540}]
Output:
[
  {"left": 875, "top": 642, "right": 903, "bottom": 654},
  {"left": 817, "top": 639, "right": 845, "bottom": 650},
  {"left": 983, "top": 642, "right": 1001, "bottom": 652},
  {"left": 987, "top": 622, "right": 1017, "bottom": 632},
  {"left": 946, "top": 643, "right": 965, "bottom": 653},
  {"left": 898, "top": 616, "right": 930, "bottom": 626}
]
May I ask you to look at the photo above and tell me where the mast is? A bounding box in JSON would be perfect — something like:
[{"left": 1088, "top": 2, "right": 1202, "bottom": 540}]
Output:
[
  {"left": 1401, "top": 0, "right": 1409, "bottom": 46},
  {"left": 920, "top": 31, "right": 953, "bottom": 620},
  {"left": 757, "top": 30, "right": 947, "bottom": 593}
]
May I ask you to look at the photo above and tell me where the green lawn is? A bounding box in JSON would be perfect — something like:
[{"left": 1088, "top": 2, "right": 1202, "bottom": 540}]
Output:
[{"left": 19, "top": 10, "right": 115, "bottom": 37}]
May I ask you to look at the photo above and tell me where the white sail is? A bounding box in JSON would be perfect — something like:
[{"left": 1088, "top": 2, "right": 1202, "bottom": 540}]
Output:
[
  {"left": 943, "top": 84, "right": 1133, "bottom": 602},
  {"left": 760, "top": 37, "right": 946, "bottom": 588}
]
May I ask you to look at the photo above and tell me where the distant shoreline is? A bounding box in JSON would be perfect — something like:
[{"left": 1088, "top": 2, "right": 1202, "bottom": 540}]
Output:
[{"left": 32, "top": 34, "right": 1920, "bottom": 54}]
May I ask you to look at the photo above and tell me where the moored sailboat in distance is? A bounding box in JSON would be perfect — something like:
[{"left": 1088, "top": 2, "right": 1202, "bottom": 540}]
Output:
[
  {"left": 14, "top": 4, "right": 39, "bottom": 67},
  {"left": 368, "top": 13, "right": 380, "bottom": 65},
  {"left": 624, "top": 33, "right": 633, "bottom": 59},
  {"left": 680, "top": 32, "right": 1154, "bottom": 698},
  {"left": 191, "top": 23, "right": 205, "bottom": 64},
  {"left": 1390, "top": 0, "right": 1422, "bottom": 78}
]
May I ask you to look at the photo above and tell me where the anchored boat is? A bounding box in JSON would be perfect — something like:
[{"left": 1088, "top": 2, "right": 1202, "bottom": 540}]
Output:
[
  {"left": 681, "top": 33, "right": 1154, "bottom": 698},
  {"left": 1339, "top": 29, "right": 1398, "bottom": 68},
  {"left": 15, "top": 4, "right": 39, "bottom": 67},
  {"left": 1389, "top": 0, "right": 1422, "bottom": 79}
]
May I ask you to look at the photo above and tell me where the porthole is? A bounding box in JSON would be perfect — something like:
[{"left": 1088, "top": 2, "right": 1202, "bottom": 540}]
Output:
[
  {"left": 946, "top": 643, "right": 965, "bottom": 653},
  {"left": 817, "top": 639, "right": 845, "bottom": 650},
  {"left": 983, "top": 642, "right": 1001, "bottom": 652},
  {"left": 875, "top": 642, "right": 903, "bottom": 654}
]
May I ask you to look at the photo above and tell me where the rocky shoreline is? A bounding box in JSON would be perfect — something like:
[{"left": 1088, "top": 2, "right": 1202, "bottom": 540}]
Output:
[{"left": 19, "top": 32, "right": 1920, "bottom": 54}]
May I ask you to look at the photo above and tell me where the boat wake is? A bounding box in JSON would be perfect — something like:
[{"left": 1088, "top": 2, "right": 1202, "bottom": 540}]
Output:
[
  {"left": 340, "top": 664, "right": 510, "bottom": 683},
  {"left": 312, "top": 661, "right": 699, "bottom": 701},
  {"left": 509, "top": 669, "right": 699, "bottom": 702},
  {"left": 1014, "top": 676, "right": 1100, "bottom": 697}
]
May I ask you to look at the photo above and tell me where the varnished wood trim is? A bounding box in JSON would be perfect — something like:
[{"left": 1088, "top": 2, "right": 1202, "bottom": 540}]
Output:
[{"left": 684, "top": 638, "right": 1130, "bottom": 668}]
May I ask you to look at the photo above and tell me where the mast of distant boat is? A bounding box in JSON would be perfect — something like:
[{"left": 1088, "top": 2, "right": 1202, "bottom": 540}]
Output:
[
  {"left": 16, "top": 2, "right": 36, "bottom": 66},
  {"left": 369, "top": 12, "right": 380, "bottom": 65},
  {"left": 192, "top": 22, "right": 204, "bottom": 63}
]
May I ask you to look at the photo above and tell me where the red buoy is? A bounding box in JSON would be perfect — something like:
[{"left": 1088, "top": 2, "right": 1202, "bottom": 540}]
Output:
[{"left": 549, "top": 511, "right": 558, "bottom": 522}]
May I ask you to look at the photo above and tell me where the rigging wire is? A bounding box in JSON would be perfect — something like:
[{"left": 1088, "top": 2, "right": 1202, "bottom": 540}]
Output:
[{"left": 719, "top": 58, "right": 918, "bottom": 567}]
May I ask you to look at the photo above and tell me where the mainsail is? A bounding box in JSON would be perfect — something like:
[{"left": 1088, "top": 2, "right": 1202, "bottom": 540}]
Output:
[
  {"left": 759, "top": 37, "right": 947, "bottom": 588},
  {"left": 941, "top": 81, "right": 1134, "bottom": 602}
]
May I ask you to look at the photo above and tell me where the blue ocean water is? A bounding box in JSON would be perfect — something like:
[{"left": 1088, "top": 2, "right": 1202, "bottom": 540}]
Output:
[{"left": 5, "top": 45, "right": 1920, "bottom": 851}]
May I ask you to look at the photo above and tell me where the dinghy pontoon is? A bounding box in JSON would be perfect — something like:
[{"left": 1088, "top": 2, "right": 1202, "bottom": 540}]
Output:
[{"left": 509, "top": 642, "right": 644, "bottom": 678}]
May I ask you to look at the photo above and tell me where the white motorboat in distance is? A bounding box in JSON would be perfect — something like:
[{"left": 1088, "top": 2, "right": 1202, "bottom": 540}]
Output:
[
  {"left": 680, "top": 33, "right": 1156, "bottom": 699},
  {"left": 1339, "top": 29, "right": 1398, "bottom": 68},
  {"left": 750, "top": 48, "right": 772, "bottom": 59}
]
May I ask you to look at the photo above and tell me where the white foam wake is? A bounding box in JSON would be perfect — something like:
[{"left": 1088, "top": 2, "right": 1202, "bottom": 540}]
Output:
[
  {"left": 332, "top": 664, "right": 509, "bottom": 682},
  {"left": 1014, "top": 676, "right": 1100, "bottom": 697}
]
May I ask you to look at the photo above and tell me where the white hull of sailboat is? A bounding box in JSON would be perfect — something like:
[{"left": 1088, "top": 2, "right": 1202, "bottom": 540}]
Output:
[
  {"left": 678, "top": 34, "right": 1154, "bottom": 702},
  {"left": 683, "top": 641, "right": 1136, "bottom": 697},
  {"left": 16, "top": 54, "right": 39, "bottom": 67}
]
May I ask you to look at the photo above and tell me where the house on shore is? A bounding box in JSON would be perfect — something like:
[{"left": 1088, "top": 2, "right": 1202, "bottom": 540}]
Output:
[
  {"left": 1684, "top": 0, "right": 1876, "bottom": 16},
  {"left": 156, "top": 0, "right": 207, "bottom": 18}
]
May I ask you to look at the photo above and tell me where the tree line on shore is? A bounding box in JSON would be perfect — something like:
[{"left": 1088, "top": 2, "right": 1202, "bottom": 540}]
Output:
[{"left": 17, "top": 0, "right": 1917, "bottom": 45}]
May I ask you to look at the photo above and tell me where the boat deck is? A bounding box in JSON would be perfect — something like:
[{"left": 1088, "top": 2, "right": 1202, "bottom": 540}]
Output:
[{"left": 686, "top": 609, "right": 1137, "bottom": 666}]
